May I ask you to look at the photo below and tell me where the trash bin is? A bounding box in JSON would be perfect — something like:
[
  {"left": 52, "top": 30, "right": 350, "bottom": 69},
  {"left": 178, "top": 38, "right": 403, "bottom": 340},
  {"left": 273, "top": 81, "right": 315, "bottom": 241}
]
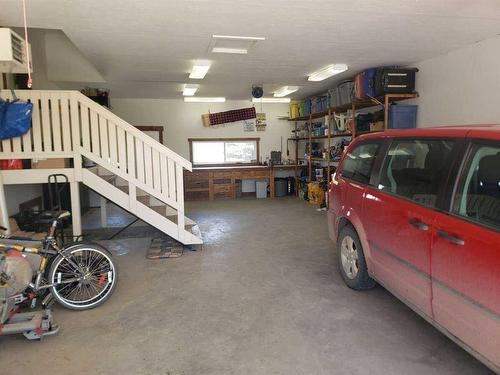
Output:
[
  {"left": 256, "top": 180, "right": 268, "bottom": 199},
  {"left": 275, "top": 178, "right": 287, "bottom": 197},
  {"left": 235, "top": 180, "right": 242, "bottom": 198}
]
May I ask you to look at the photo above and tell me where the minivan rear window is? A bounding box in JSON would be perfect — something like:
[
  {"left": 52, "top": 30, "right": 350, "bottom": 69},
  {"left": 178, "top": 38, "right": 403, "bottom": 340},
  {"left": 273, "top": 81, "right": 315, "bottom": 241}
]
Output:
[
  {"left": 340, "top": 142, "right": 380, "bottom": 185},
  {"left": 378, "top": 139, "right": 455, "bottom": 208}
]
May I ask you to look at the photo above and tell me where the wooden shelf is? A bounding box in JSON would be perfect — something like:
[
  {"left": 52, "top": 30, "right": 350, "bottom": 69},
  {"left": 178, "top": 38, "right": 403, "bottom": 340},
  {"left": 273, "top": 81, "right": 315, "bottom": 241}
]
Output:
[
  {"left": 311, "top": 158, "right": 339, "bottom": 163},
  {"left": 289, "top": 93, "right": 419, "bottom": 201},
  {"left": 288, "top": 93, "right": 418, "bottom": 121},
  {"left": 298, "top": 157, "right": 339, "bottom": 163},
  {"left": 288, "top": 133, "right": 352, "bottom": 141},
  {"left": 289, "top": 111, "right": 330, "bottom": 122}
]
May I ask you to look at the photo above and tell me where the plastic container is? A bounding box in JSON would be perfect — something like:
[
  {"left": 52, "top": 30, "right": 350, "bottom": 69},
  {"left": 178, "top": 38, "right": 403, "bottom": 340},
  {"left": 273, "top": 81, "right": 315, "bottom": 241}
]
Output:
[
  {"left": 0, "top": 159, "right": 23, "bottom": 170},
  {"left": 389, "top": 105, "right": 418, "bottom": 129},
  {"left": 289, "top": 104, "right": 299, "bottom": 119},
  {"left": 303, "top": 99, "right": 312, "bottom": 116},
  {"left": 275, "top": 178, "right": 288, "bottom": 197},
  {"left": 256, "top": 181, "right": 268, "bottom": 199},
  {"left": 235, "top": 180, "right": 242, "bottom": 198},
  {"left": 337, "top": 80, "right": 355, "bottom": 106}
]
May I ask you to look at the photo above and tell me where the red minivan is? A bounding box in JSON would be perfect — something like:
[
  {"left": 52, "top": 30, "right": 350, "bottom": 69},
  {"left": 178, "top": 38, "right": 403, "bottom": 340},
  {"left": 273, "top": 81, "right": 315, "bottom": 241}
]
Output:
[{"left": 328, "top": 126, "right": 500, "bottom": 372}]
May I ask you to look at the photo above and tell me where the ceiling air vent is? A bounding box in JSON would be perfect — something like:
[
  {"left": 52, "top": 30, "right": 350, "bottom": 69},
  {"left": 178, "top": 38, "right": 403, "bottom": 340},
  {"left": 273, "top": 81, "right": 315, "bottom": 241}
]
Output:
[{"left": 0, "top": 28, "right": 32, "bottom": 74}]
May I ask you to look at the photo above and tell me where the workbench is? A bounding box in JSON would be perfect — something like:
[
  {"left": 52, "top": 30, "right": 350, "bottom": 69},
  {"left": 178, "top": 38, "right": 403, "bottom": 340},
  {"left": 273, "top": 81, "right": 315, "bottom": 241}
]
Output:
[{"left": 184, "top": 165, "right": 299, "bottom": 201}]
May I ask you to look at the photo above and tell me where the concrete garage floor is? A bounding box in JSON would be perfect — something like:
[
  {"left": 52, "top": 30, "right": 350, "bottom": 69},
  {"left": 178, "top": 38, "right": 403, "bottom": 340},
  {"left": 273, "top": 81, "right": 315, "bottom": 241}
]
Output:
[{"left": 0, "top": 198, "right": 492, "bottom": 374}]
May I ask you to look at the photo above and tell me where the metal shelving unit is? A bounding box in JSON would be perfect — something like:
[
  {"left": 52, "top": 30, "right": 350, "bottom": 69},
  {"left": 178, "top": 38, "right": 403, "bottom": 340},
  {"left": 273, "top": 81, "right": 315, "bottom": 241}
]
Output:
[{"left": 288, "top": 93, "right": 419, "bottom": 187}]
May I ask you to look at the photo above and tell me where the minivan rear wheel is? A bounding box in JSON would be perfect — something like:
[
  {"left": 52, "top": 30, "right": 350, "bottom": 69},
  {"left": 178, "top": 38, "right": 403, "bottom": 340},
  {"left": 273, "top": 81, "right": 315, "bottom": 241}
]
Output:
[{"left": 337, "top": 225, "right": 376, "bottom": 290}]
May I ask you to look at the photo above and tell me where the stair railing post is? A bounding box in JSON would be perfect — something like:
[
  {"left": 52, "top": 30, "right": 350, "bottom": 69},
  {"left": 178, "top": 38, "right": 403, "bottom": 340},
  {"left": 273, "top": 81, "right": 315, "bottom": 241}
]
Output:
[
  {"left": 69, "top": 181, "right": 82, "bottom": 237},
  {"left": 129, "top": 182, "right": 137, "bottom": 212},
  {"left": 70, "top": 92, "right": 83, "bottom": 182},
  {"left": 175, "top": 163, "right": 185, "bottom": 241},
  {"left": 0, "top": 172, "right": 11, "bottom": 235}
]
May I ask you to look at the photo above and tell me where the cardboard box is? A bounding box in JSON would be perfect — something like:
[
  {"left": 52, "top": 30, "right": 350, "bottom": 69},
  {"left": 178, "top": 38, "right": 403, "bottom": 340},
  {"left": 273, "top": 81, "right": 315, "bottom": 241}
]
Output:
[
  {"left": 370, "top": 121, "right": 385, "bottom": 132},
  {"left": 31, "top": 158, "right": 70, "bottom": 169}
]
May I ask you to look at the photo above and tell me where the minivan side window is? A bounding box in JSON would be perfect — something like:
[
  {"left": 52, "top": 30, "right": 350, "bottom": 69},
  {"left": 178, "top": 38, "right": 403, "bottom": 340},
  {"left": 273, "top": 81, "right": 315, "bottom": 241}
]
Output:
[
  {"left": 340, "top": 142, "right": 380, "bottom": 185},
  {"left": 378, "top": 139, "right": 455, "bottom": 208},
  {"left": 453, "top": 144, "right": 500, "bottom": 231}
]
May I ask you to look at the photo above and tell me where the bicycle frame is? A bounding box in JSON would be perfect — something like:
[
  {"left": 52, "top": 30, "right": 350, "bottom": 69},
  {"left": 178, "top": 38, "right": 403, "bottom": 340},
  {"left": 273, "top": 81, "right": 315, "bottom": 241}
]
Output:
[{"left": 0, "top": 212, "right": 84, "bottom": 300}]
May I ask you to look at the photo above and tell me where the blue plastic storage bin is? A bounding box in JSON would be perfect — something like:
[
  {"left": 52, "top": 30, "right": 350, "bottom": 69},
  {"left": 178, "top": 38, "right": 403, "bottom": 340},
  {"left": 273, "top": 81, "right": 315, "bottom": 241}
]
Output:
[
  {"left": 389, "top": 104, "right": 417, "bottom": 129},
  {"left": 303, "top": 99, "right": 312, "bottom": 116}
]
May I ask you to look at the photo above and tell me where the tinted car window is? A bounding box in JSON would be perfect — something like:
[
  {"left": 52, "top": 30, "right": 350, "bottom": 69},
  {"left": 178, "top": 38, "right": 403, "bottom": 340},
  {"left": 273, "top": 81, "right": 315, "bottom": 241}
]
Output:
[
  {"left": 453, "top": 144, "right": 500, "bottom": 231},
  {"left": 340, "top": 142, "right": 380, "bottom": 185},
  {"left": 378, "top": 139, "right": 455, "bottom": 208}
]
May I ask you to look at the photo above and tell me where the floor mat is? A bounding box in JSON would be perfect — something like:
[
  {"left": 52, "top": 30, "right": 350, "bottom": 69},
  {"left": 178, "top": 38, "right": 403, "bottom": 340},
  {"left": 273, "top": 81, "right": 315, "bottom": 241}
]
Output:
[{"left": 146, "top": 237, "right": 184, "bottom": 259}]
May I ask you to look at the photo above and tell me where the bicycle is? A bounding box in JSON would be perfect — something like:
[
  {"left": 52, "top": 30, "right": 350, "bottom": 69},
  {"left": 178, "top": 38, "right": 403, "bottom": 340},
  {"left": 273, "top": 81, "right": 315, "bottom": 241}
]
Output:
[{"left": 0, "top": 211, "right": 118, "bottom": 310}]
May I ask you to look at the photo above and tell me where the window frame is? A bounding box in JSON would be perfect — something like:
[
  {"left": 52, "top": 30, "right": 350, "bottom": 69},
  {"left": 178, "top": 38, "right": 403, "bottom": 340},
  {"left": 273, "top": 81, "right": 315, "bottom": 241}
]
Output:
[
  {"left": 448, "top": 139, "right": 500, "bottom": 233},
  {"left": 371, "top": 137, "right": 465, "bottom": 212},
  {"left": 188, "top": 137, "right": 260, "bottom": 167},
  {"left": 339, "top": 139, "right": 385, "bottom": 186}
]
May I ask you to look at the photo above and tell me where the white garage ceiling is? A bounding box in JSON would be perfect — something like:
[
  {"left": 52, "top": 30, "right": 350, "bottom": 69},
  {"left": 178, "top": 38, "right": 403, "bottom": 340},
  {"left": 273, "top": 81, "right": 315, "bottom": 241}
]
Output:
[{"left": 2, "top": 0, "right": 500, "bottom": 99}]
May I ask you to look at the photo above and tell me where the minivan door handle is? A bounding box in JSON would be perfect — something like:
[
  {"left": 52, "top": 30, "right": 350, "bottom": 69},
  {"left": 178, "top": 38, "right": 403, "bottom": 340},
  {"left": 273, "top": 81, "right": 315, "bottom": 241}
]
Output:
[
  {"left": 437, "top": 230, "right": 465, "bottom": 246},
  {"left": 408, "top": 218, "right": 429, "bottom": 231}
]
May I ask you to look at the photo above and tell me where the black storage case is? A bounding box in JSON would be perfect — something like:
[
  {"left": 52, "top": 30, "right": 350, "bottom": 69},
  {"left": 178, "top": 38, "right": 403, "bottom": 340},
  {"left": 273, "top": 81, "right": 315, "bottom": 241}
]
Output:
[{"left": 374, "top": 67, "right": 418, "bottom": 95}]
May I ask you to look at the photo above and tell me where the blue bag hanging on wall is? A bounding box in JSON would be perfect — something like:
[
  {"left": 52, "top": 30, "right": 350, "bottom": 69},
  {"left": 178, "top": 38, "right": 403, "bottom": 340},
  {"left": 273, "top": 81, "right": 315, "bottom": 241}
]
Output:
[{"left": 0, "top": 91, "right": 33, "bottom": 140}]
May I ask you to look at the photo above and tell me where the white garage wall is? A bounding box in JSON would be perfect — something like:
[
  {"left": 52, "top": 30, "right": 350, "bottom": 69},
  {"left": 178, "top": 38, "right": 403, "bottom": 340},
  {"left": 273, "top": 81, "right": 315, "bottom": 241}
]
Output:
[
  {"left": 412, "top": 35, "right": 500, "bottom": 127},
  {"left": 111, "top": 99, "right": 295, "bottom": 162}
]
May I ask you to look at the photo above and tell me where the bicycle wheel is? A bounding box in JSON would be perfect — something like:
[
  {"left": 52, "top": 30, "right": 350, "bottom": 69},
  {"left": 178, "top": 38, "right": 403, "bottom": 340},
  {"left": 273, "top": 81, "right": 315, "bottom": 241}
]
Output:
[{"left": 48, "top": 243, "right": 118, "bottom": 310}]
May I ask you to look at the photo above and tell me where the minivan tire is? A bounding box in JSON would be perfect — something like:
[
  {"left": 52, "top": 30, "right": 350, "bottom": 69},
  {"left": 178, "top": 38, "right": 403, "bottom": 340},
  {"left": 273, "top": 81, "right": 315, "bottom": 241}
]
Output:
[{"left": 337, "top": 225, "right": 376, "bottom": 290}]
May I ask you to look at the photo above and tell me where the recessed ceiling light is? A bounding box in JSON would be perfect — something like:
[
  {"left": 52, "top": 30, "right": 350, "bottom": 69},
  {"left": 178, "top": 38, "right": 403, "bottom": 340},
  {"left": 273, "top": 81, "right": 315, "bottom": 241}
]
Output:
[
  {"left": 308, "top": 64, "right": 349, "bottom": 82},
  {"left": 212, "top": 35, "right": 266, "bottom": 41},
  {"left": 210, "top": 35, "right": 265, "bottom": 55},
  {"left": 189, "top": 60, "right": 211, "bottom": 79},
  {"left": 184, "top": 97, "right": 226, "bottom": 103},
  {"left": 212, "top": 47, "right": 248, "bottom": 54},
  {"left": 273, "top": 86, "right": 299, "bottom": 97},
  {"left": 183, "top": 84, "right": 199, "bottom": 96},
  {"left": 252, "top": 98, "right": 291, "bottom": 103}
]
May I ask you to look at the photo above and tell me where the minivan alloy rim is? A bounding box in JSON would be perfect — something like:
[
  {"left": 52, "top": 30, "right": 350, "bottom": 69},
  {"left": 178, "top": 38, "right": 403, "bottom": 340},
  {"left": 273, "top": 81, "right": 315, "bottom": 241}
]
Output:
[{"left": 341, "top": 235, "right": 359, "bottom": 279}]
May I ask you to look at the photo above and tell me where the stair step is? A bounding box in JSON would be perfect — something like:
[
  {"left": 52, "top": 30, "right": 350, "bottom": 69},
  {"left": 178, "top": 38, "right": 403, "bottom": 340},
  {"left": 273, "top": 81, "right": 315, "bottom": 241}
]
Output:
[
  {"left": 137, "top": 195, "right": 150, "bottom": 205},
  {"left": 82, "top": 167, "right": 202, "bottom": 245},
  {"left": 87, "top": 166, "right": 115, "bottom": 183},
  {"left": 97, "top": 166, "right": 114, "bottom": 176},
  {"left": 116, "top": 185, "right": 130, "bottom": 194},
  {"left": 151, "top": 206, "right": 166, "bottom": 215},
  {"left": 148, "top": 205, "right": 195, "bottom": 231},
  {"left": 115, "top": 176, "right": 128, "bottom": 187},
  {"left": 185, "top": 216, "right": 196, "bottom": 227},
  {"left": 136, "top": 188, "right": 148, "bottom": 197},
  {"left": 100, "top": 174, "right": 116, "bottom": 183}
]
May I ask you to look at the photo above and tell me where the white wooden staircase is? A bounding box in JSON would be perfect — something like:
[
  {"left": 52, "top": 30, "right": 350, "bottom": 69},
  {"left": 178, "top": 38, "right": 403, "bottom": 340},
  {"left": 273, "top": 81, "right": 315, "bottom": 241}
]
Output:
[{"left": 0, "top": 90, "right": 202, "bottom": 245}]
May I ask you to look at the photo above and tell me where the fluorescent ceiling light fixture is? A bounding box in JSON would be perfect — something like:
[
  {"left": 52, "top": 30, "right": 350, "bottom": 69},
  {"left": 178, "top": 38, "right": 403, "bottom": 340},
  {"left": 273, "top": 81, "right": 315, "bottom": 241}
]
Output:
[
  {"left": 212, "top": 35, "right": 266, "bottom": 41},
  {"left": 183, "top": 84, "right": 199, "bottom": 96},
  {"left": 189, "top": 60, "right": 211, "bottom": 79},
  {"left": 212, "top": 47, "right": 248, "bottom": 54},
  {"left": 252, "top": 97, "right": 291, "bottom": 103},
  {"left": 273, "top": 86, "right": 299, "bottom": 97},
  {"left": 308, "top": 64, "right": 349, "bottom": 82},
  {"left": 184, "top": 97, "right": 226, "bottom": 103}
]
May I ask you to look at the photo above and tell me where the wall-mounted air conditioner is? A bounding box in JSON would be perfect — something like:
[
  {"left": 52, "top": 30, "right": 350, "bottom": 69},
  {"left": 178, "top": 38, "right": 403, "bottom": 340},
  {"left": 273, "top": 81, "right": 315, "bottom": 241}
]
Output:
[{"left": 0, "top": 28, "right": 32, "bottom": 74}]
